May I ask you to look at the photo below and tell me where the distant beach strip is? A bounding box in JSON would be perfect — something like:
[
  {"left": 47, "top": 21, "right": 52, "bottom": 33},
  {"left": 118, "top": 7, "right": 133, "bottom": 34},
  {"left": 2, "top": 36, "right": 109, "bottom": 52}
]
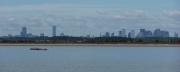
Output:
[{"left": 0, "top": 44, "right": 180, "bottom": 47}]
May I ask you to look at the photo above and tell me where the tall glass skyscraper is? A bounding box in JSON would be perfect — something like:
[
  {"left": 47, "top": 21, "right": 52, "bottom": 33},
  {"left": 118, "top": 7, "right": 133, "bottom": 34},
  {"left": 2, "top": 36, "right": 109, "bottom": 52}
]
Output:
[
  {"left": 52, "top": 26, "right": 56, "bottom": 37},
  {"left": 20, "top": 27, "right": 27, "bottom": 37}
]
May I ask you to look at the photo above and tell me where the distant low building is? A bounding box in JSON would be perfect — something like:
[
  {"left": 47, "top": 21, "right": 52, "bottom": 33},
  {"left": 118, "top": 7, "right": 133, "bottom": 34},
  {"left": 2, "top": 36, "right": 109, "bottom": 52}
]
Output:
[
  {"left": 105, "top": 32, "right": 110, "bottom": 37},
  {"left": 145, "top": 31, "right": 153, "bottom": 37},
  {"left": 60, "top": 33, "right": 65, "bottom": 36},
  {"left": 111, "top": 33, "right": 114, "bottom": 37},
  {"left": 153, "top": 29, "right": 169, "bottom": 37},
  {"left": 137, "top": 32, "right": 144, "bottom": 38},
  {"left": 86, "top": 35, "right": 90, "bottom": 38},
  {"left": 174, "top": 33, "right": 178, "bottom": 38},
  {"left": 8, "top": 34, "right": 12, "bottom": 37},
  {"left": 40, "top": 33, "right": 44, "bottom": 37},
  {"left": 27, "top": 33, "right": 33, "bottom": 38},
  {"left": 14, "top": 35, "right": 21, "bottom": 37},
  {"left": 137, "top": 29, "right": 152, "bottom": 37}
]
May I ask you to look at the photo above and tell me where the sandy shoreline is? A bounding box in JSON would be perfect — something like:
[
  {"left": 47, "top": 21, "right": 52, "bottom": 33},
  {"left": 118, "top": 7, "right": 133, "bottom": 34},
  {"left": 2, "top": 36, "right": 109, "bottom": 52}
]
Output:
[{"left": 0, "top": 43, "right": 179, "bottom": 47}]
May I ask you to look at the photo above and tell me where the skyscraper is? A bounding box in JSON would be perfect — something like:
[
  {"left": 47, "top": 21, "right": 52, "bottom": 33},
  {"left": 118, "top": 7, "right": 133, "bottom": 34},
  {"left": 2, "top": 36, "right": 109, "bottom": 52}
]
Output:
[
  {"left": 153, "top": 29, "right": 161, "bottom": 37},
  {"left": 111, "top": 33, "right": 114, "bottom": 37},
  {"left": 140, "top": 29, "right": 145, "bottom": 37},
  {"left": 145, "top": 31, "right": 153, "bottom": 37},
  {"left": 105, "top": 32, "right": 110, "bottom": 37},
  {"left": 137, "top": 29, "right": 153, "bottom": 38},
  {"left": 153, "top": 29, "right": 169, "bottom": 37},
  {"left": 20, "top": 27, "right": 27, "bottom": 37},
  {"left": 174, "top": 33, "right": 178, "bottom": 38},
  {"left": 130, "top": 30, "right": 135, "bottom": 38},
  {"left": 122, "top": 29, "right": 126, "bottom": 37},
  {"left": 161, "top": 31, "right": 169, "bottom": 37},
  {"left": 86, "top": 34, "right": 90, "bottom": 38},
  {"left": 128, "top": 32, "right": 131, "bottom": 38},
  {"left": 52, "top": 26, "right": 56, "bottom": 37},
  {"left": 140, "top": 29, "right": 145, "bottom": 33},
  {"left": 27, "top": 33, "right": 32, "bottom": 37},
  {"left": 119, "top": 31, "right": 122, "bottom": 37}
]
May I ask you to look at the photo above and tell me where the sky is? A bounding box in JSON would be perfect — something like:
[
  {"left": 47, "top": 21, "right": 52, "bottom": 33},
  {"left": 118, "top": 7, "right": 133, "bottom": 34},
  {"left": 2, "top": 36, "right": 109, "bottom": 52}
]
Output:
[{"left": 0, "top": 0, "right": 180, "bottom": 37}]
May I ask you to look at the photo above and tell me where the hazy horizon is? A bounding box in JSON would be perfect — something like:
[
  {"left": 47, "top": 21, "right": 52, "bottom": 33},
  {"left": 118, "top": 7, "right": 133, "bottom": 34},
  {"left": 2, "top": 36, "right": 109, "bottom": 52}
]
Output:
[{"left": 0, "top": 0, "right": 180, "bottom": 36}]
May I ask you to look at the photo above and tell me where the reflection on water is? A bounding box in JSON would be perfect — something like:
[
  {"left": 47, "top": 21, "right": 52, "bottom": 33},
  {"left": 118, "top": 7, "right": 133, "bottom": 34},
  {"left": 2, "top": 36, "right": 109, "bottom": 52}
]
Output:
[{"left": 0, "top": 46, "right": 180, "bottom": 72}]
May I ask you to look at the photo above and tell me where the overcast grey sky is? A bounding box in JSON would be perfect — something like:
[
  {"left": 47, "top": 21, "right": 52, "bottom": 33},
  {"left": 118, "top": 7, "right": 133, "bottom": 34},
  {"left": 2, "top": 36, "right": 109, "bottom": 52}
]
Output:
[{"left": 0, "top": 0, "right": 180, "bottom": 36}]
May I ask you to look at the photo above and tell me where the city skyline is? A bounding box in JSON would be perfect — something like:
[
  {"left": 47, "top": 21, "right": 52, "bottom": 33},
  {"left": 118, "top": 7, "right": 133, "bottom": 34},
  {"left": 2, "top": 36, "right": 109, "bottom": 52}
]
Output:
[
  {"left": 3, "top": 26, "right": 179, "bottom": 38},
  {"left": 0, "top": 0, "right": 180, "bottom": 36},
  {"left": 1, "top": 26, "right": 179, "bottom": 37}
]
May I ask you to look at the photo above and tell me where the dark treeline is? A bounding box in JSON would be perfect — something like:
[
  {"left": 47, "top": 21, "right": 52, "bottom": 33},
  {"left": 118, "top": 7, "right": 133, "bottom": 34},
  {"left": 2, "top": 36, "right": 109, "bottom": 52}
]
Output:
[{"left": 0, "top": 36, "right": 180, "bottom": 44}]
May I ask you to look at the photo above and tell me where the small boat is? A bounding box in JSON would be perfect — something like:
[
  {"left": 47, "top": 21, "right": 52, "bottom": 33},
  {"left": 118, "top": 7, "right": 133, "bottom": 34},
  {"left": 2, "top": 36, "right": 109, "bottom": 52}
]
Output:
[{"left": 30, "top": 48, "right": 47, "bottom": 50}]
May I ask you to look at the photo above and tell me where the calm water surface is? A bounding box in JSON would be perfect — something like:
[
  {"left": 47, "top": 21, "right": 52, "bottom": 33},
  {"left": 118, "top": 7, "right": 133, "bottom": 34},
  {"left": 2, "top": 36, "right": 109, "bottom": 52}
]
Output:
[{"left": 0, "top": 46, "right": 180, "bottom": 72}]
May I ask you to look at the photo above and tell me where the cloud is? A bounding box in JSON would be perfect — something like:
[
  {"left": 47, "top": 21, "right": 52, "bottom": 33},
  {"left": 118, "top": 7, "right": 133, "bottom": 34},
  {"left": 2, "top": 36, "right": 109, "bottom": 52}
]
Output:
[
  {"left": 25, "top": 15, "right": 42, "bottom": 27},
  {"left": 0, "top": 4, "right": 109, "bottom": 13},
  {"left": 163, "top": 11, "right": 180, "bottom": 21},
  {"left": 96, "top": 10, "right": 157, "bottom": 29},
  {"left": 0, "top": 17, "right": 23, "bottom": 34},
  {"left": 5, "top": 17, "right": 21, "bottom": 27},
  {"left": 164, "top": 11, "right": 180, "bottom": 16}
]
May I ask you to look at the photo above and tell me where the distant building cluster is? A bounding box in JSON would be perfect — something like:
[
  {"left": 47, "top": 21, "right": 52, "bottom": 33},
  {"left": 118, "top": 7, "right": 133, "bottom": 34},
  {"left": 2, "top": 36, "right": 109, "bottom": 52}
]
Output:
[
  {"left": 17, "top": 27, "right": 38, "bottom": 38},
  {"left": 136, "top": 29, "right": 169, "bottom": 38},
  {"left": 6, "top": 26, "right": 63, "bottom": 38},
  {"left": 118, "top": 29, "right": 127, "bottom": 37},
  {"left": 101, "top": 28, "right": 178, "bottom": 38},
  {"left": 3, "top": 26, "right": 179, "bottom": 38}
]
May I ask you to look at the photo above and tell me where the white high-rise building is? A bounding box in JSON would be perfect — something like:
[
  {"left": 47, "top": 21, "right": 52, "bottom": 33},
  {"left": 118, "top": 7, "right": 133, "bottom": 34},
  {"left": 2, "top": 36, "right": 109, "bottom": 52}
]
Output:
[
  {"left": 122, "top": 29, "right": 126, "bottom": 37},
  {"left": 130, "top": 30, "right": 135, "bottom": 38}
]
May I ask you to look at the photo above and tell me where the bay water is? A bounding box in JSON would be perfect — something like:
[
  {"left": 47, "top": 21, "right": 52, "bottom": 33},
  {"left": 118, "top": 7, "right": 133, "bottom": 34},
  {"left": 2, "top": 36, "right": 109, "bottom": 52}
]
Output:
[{"left": 0, "top": 46, "right": 180, "bottom": 72}]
